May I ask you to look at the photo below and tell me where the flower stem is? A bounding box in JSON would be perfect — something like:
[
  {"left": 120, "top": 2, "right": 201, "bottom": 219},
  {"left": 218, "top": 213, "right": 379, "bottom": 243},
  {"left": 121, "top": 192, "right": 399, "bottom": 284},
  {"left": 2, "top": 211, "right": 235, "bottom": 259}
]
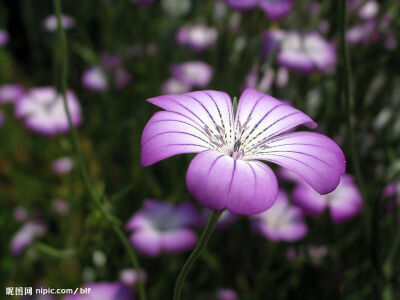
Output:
[
  {"left": 173, "top": 210, "right": 223, "bottom": 300},
  {"left": 339, "top": 0, "right": 379, "bottom": 294},
  {"left": 53, "top": 1, "right": 146, "bottom": 299}
]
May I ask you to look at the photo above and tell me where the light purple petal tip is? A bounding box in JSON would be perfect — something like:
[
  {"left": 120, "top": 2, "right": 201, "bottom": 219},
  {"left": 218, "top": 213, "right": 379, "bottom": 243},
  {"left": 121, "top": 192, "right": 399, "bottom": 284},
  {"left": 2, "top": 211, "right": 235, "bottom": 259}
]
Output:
[{"left": 250, "top": 131, "right": 345, "bottom": 195}]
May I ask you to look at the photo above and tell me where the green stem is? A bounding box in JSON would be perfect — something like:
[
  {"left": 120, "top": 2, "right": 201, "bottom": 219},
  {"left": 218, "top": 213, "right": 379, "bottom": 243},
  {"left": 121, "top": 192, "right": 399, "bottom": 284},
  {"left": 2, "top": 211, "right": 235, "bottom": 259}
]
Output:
[
  {"left": 173, "top": 210, "right": 223, "bottom": 300},
  {"left": 53, "top": 1, "right": 146, "bottom": 300},
  {"left": 34, "top": 243, "right": 76, "bottom": 259},
  {"left": 339, "top": 0, "right": 380, "bottom": 296},
  {"left": 383, "top": 228, "right": 400, "bottom": 279},
  {"left": 338, "top": 0, "right": 365, "bottom": 206}
]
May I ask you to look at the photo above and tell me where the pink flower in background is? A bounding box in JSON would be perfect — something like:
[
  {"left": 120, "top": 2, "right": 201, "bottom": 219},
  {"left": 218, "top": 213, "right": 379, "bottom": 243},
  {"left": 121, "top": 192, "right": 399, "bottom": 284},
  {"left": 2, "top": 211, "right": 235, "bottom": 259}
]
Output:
[
  {"left": 308, "top": 245, "right": 328, "bottom": 265},
  {"left": 0, "top": 84, "right": 25, "bottom": 104},
  {"left": 251, "top": 191, "right": 308, "bottom": 241},
  {"left": 225, "top": 0, "right": 258, "bottom": 11},
  {"left": 119, "top": 269, "right": 147, "bottom": 287},
  {"left": 384, "top": 182, "right": 400, "bottom": 203},
  {"left": 43, "top": 14, "right": 75, "bottom": 32},
  {"left": 384, "top": 182, "right": 400, "bottom": 221},
  {"left": 162, "top": 78, "right": 191, "bottom": 94},
  {"left": 141, "top": 88, "right": 345, "bottom": 215},
  {"left": 0, "top": 111, "right": 4, "bottom": 127},
  {"left": 64, "top": 282, "right": 133, "bottom": 300},
  {"left": 259, "top": 0, "right": 293, "bottom": 21},
  {"left": 277, "top": 32, "right": 337, "bottom": 74},
  {"left": 245, "top": 65, "right": 274, "bottom": 93},
  {"left": 216, "top": 289, "right": 239, "bottom": 300},
  {"left": 14, "top": 207, "right": 28, "bottom": 223},
  {"left": 101, "top": 53, "right": 123, "bottom": 70},
  {"left": 52, "top": 157, "right": 74, "bottom": 174},
  {"left": 384, "top": 33, "right": 397, "bottom": 50},
  {"left": 125, "top": 200, "right": 201, "bottom": 257},
  {"left": 0, "top": 29, "right": 9, "bottom": 46},
  {"left": 245, "top": 65, "right": 289, "bottom": 93},
  {"left": 82, "top": 67, "right": 108, "bottom": 92},
  {"left": 358, "top": 0, "right": 379, "bottom": 20},
  {"left": 346, "top": 20, "right": 378, "bottom": 45},
  {"left": 114, "top": 67, "right": 132, "bottom": 89},
  {"left": 261, "top": 29, "right": 285, "bottom": 59},
  {"left": 52, "top": 198, "right": 70, "bottom": 215},
  {"left": 225, "top": 0, "right": 293, "bottom": 20},
  {"left": 10, "top": 221, "right": 46, "bottom": 255},
  {"left": 176, "top": 25, "right": 218, "bottom": 52},
  {"left": 15, "top": 87, "right": 82, "bottom": 136},
  {"left": 83, "top": 55, "right": 131, "bottom": 91},
  {"left": 171, "top": 61, "right": 213, "bottom": 88},
  {"left": 293, "top": 174, "right": 362, "bottom": 223}
]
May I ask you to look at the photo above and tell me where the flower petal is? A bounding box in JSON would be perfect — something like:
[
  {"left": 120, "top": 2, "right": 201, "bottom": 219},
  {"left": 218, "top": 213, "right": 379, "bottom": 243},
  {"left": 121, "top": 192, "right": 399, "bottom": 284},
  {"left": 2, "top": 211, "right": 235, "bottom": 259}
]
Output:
[
  {"left": 292, "top": 182, "right": 328, "bottom": 216},
  {"left": 142, "top": 91, "right": 234, "bottom": 166},
  {"left": 186, "top": 149, "right": 278, "bottom": 215},
  {"left": 161, "top": 228, "right": 197, "bottom": 253},
  {"left": 247, "top": 131, "right": 345, "bottom": 194},
  {"left": 259, "top": 0, "right": 293, "bottom": 21},
  {"left": 235, "top": 88, "right": 317, "bottom": 154},
  {"left": 328, "top": 175, "right": 363, "bottom": 223},
  {"left": 141, "top": 111, "right": 213, "bottom": 166},
  {"left": 252, "top": 191, "right": 307, "bottom": 242},
  {"left": 130, "top": 230, "right": 162, "bottom": 257}
]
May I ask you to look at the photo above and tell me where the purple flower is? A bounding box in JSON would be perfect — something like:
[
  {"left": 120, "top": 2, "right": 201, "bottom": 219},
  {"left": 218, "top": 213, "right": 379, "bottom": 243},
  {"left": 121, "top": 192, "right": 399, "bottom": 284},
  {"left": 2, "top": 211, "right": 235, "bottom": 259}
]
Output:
[
  {"left": 43, "top": 14, "right": 75, "bottom": 32},
  {"left": 141, "top": 88, "right": 345, "bottom": 215},
  {"left": 225, "top": 0, "right": 258, "bottom": 11},
  {"left": 384, "top": 182, "right": 400, "bottom": 219},
  {"left": 278, "top": 32, "right": 337, "bottom": 74},
  {"left": 176, "top": 25, "right": 218, "bottom": 52},
  {"left": 216, "top": 289, "right": 238, "bottom": 300},
  {"left": 259, "top": 0, "right": 293, "bottom": 21},
  {"left": 52, "top": 198, "right": 70, "bottom": 215},
  {"left": 14, "top": 206, "right": 28, "bottom": 222},
  {"left": 0, "top": 29, "right": 9, "bottom": 46},
  {"left": 15, "top": 87, "right": 83, "bottom": 136},
  {"left": 0, "top": 84, "right": 25, "bottom": 104},
  {"left": 82, "top": 67, "right": 108, "bottom": 92},
  {"left": 276, "top": 67, "right": 289, "bottom": 87},
  {"left": 114, "top": 67, "right": 132, "bottom": 89},
  {"left": 308, "top": 246, "right": 328, "bottom": 265},
  {"left": 63, "top": 282, "right": 133, "bottom": 300},
  {"left": 119, "top": 268, "right": 147, "bottom": 286},
  {"left": 358, "top": 1, "right": 379, "bottom": 20},
  {"left": 52, "top": 157, "right": 74, "bottom": 174},
  {"left": 245, "top": 65, "right": 274, "bottom": 93},
  {"left": 346, "top": 20, "right": 378, "bottom": 45},
  {"left": 384, "top": 33, "right": 397, "bottom": 50},
  {"left": 125, "top": 200, "right": 201, "bottom": 257},
  {"left": 384, "top": 182, "right": 400, "bottom": 202},
  {"left": 10, "top": 221, "right": 46, "bottom": 255},
  {"left": 261, "top": 29, "right": 285, "bottom": 59},
  {"left": 162, "top": 78, "right": 191, "bottom": 94},
  {"left": 0, "top": 110, "right": 4, "bottom": 127},
  {"left": 100, "top": 53, "right": 123, "bottom": 71},
  {"left": 171, "top": 61, "right": 213, "bottom": 88},
  {"left": 252, "top": 191, "right": 307, "bottom": 241},
  {"left": 293, "top": 174, "right": 362, "bottom": 223}
]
